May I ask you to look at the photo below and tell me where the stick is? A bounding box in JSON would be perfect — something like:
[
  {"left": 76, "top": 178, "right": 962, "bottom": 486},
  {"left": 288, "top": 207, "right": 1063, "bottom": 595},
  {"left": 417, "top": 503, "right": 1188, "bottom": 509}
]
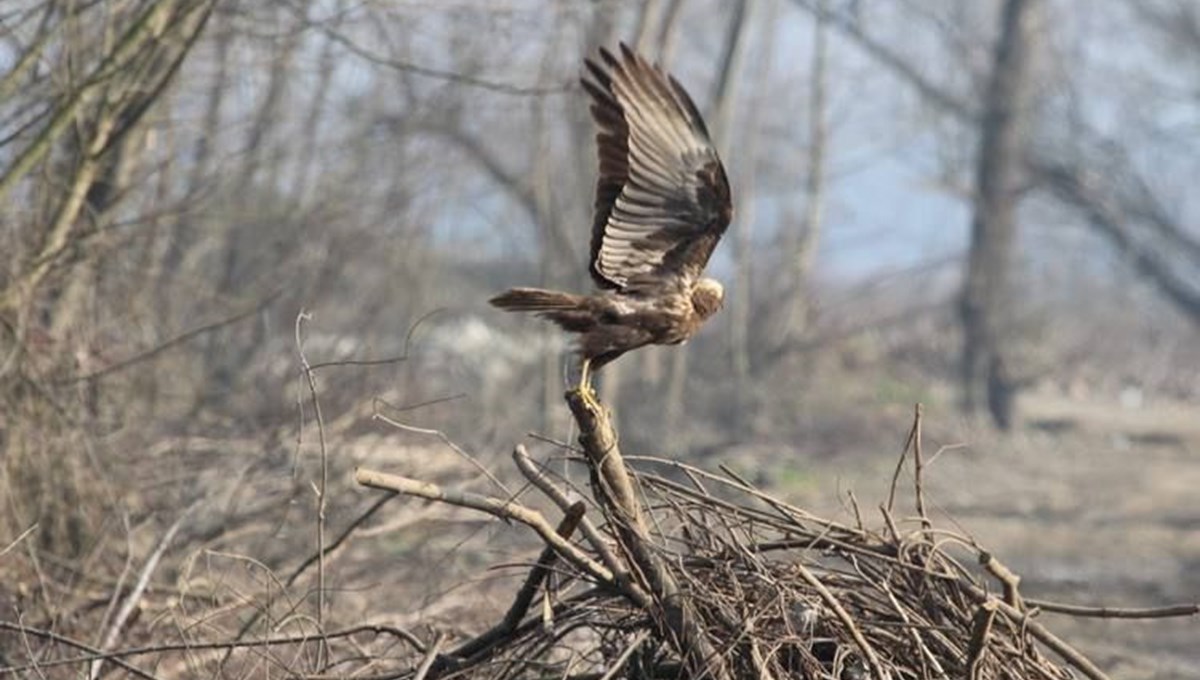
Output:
[
  {"left": 354, "top": 468, "right": 613, "bottom": 585},
  {"left": 910, "top": 404, "right": 929, "bottom": 529},
  {"left": 0, "top": 623, "right": 424, "bottom": 676},
  {"left": 504, "top": 503, "right": 585, "bottom": 630},
  {"left": 372, "top": 405, "right": 510, "bottom": 496},
  {"left": 564, "top": 389, "right": 731, "bottom": 680},
  {"left": 53, "top": 288, "right": 282, "bottom": 385},
  {"left": 90, "top": 507, "right": 190, "bottom": 679},
  {"left": 296, "top": 310, "right": 329, "bottom": 654},
  {"left": 964, "top": 599, "right": 997, "bottom": 680},
  {"left": 965, "top": 585, "right": 1111, "bottom": 680},
  {"left": 412, "top": 634, "right": 446, "bottom": 680},
  {"left": 886, "top": 404, "right": 921, "bottom": 513},
  {"left": 0, "top": 523, "right": 38, "bottom": 557},
  {"left": 1024, "top": 599, "right": 1199, "bottom": 619},
  {"left": 596, "top": 630, "right": 651, "bottom": 680},
  {"left": 221, "top": 493, "right": 397, "bottom": 665},
  {"left": 0, "top": 622, "right": 161, "bottom": 680},
  {"left": 792, "top": 561, "right": 890, "bottom": 680},
  {"left": 511, "top": 445, "right": 637, "bottom": 601},
  {"left": 979, "top": 551, "right": 1023, "bottom": 610}
]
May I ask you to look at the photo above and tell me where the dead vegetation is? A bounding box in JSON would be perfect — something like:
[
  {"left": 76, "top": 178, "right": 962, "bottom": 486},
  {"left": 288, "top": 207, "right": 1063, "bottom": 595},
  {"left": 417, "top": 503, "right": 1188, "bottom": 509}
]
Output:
[
  {"left": 2, "top": 373, "right": 1197, "bottom": 678},
  {"left": 345, "top": 396, "right": 1195, "bottom": 680}
]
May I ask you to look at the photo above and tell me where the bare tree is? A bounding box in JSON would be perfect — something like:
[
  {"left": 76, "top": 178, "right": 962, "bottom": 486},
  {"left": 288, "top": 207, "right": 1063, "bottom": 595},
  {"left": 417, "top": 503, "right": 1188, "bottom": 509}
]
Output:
[
  {"left": 959, "top": 0, "right": 1040, "bottom": 428},
  {"left": 0, "top": 0, "right": 217, "bottom": 554},
  {"left": 0, "top": 0, "right": 216, "bottom": 316},
  {"left": 791, "top": 0, "right": 1200, "bottom": 379},
  {"left": 777, "top": 0, "right": 831, "bottom": 354}
]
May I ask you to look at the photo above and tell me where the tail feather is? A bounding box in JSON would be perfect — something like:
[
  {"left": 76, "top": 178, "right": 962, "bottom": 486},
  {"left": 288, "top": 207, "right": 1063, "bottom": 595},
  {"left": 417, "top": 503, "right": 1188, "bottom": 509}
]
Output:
[{"left": 489, "top": 287, "right": 582, "bottom": 312}]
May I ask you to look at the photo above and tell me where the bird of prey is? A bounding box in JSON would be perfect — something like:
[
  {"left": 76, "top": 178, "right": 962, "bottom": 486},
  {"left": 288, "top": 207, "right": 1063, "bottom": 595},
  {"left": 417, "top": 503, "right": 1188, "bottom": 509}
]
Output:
[{"left": 490, "top": 43, "right": 733, "bottom": 396}]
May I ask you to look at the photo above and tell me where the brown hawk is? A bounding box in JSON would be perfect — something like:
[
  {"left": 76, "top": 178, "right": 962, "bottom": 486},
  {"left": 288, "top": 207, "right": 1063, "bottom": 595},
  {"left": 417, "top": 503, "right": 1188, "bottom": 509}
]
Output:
[{"left": 490, "top": 43, "right": 733, "bottom": 394}]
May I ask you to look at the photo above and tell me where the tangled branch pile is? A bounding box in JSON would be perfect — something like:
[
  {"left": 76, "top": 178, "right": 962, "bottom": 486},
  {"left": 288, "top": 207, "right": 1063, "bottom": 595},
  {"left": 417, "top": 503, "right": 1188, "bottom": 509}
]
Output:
[{"left": 355, "top": 394, "right": 1127, "bottom": 680}]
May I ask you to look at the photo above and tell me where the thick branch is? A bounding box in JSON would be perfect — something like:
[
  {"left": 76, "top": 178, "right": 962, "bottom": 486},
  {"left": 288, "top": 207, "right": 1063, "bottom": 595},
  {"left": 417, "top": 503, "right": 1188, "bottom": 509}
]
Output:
[
  {"left": 565, "top": 393, "right": 644, "bottom": 530},
  {"left": 1034, "top": 161, "right": 1200, "bottom": 323},
  {"left": 564, "top": 390, "right": 731, "bottom": 680}
]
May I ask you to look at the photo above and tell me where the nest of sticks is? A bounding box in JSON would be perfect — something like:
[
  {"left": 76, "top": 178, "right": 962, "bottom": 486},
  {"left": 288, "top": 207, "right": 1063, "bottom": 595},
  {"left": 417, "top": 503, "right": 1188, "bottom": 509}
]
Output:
[{"left": 354, "top": 393, "right": 1137, "bottom": 680}]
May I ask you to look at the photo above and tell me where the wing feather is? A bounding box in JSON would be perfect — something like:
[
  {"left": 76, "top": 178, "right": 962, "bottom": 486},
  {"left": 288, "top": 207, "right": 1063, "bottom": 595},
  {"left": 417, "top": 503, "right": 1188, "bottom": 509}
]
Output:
[{"left": 582, "top": 43, "right": 733, "bottom": 291}]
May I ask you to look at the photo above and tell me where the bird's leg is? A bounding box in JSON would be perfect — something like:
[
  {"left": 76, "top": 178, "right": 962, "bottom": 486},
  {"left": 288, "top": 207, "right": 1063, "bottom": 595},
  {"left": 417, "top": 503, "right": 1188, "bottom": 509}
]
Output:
[
  {"left": 578, "top": 357, "right": 592, "bottom": 393},
  {"left": 577, "top": 358, "right": 599, "bottom": 408}
]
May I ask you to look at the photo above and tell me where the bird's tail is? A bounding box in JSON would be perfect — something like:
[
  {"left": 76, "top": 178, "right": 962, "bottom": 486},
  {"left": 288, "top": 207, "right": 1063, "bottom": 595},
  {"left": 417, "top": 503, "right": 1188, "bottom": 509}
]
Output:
[{"left": 489, "top": 288, "right": 583, "bottom": 312}]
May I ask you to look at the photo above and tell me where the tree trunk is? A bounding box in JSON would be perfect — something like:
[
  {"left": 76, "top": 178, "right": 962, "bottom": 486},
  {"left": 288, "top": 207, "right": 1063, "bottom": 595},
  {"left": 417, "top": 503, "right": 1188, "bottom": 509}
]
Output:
[
  {"left": 654, "top": 0, "right": 686, "bottom": 63},
  {"left": 664, "top": 0, "right": 747, "bottom": 445},
  {"left": 633, "top": 0, "right": 685, "bottom": 63},
  {"left": 959, "top": 0, "right": 1038, "bottom": 429},
  {"left": 204, "top": 5, "right": 299, "bottom": 398},
  {"left": 778, "top": 0, "right": 829, "bottom": 356},
  {"left": 291, "top": 0, "right": 341, "bottom": 207}
]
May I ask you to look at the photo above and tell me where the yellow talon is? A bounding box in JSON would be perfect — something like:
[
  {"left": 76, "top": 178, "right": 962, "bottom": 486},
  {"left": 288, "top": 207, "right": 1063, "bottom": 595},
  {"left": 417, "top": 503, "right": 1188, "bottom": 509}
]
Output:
[{"left": 577, "top": 358, "right": 599, "bottom": 407}]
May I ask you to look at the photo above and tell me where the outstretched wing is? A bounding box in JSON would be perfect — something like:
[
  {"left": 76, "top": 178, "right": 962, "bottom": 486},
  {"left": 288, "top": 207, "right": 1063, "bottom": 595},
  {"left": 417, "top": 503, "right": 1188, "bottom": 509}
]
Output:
[{"left": 581, "top": 43, "right": 733, "bottom": 291}]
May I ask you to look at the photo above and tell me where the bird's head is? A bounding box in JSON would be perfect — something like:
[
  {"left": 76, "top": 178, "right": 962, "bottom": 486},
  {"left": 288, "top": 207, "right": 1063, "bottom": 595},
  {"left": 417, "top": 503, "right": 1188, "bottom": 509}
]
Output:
[{"left": 692, "top": 278, "right": 725, "bottom": 320}]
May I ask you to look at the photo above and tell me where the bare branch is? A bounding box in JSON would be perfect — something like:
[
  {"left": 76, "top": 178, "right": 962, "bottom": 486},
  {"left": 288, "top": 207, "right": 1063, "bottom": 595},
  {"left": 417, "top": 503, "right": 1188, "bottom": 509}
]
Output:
[
  {"left": 354, "top": 467, "right": 615, "bottom": 587},
  {"left": 51, "top": 289, "right": 283, "bottom": 385},
  {"left": 1026, "top": 600, "right": 1199, "bottom": 619},
  {"left": 565, "top": 390, "right": 731, "bottom": 680},
  {"left": 290, "top": 8, "right": 573, "bottom": 97},
  {"left": 0, "top": 623, "right": 425, "bottom": 676},
  {"left": 511, "top": 445, "right": 630, "bottom": 592}
]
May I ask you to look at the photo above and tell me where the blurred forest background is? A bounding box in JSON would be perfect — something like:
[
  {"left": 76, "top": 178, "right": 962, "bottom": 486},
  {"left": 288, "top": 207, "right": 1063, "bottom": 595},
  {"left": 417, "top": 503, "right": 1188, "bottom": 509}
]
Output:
[{"left": 1, "top": 0, "right": 1197, "bottom": 677}]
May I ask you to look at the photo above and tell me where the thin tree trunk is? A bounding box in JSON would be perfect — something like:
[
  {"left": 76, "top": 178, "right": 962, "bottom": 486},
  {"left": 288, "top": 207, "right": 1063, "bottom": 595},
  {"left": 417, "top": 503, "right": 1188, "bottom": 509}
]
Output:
[
  {"left": 528, "top": 45, "right": 575, "bottom": 433},
  {"left": 291, "top": 1, "right": 341, "bottom": 207},
  {"left": 0, "top": 0, "right": 201, "bottom": 312},
  {"left": 959, "top": 0, "right": 1039, "bottom": 428},
  {"left": 722, "top": 0, "right": 752, "bottom": 424},
  {"left": 632, "top": 0, "right": 657, "bottom": 50},
  {"left": 792, "top": 0, "right": 1200, "bottom": 366},
  {"left": 781, "top": 0, "right": 829, "bottom": 352},
  {"left": 655, "top": 0, "right": 686, "bottom": 63},
  {"left": 633, "top": 0, "right": 685, "bottom": 63},
  {"left": 158, "top": 1, "right": 233, "bottom": 319},
  {"left": 662, "top": 0, "right": 747, "bottom": 445},
  {"left": 205, "top": 6, "right": 300, "bottom": 393}
]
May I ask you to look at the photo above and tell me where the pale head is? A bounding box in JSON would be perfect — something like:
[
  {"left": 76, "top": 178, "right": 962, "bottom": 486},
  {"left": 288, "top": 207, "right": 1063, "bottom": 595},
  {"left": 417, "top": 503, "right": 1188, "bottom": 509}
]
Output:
[{"left": 691, "top": 278, "right": 725, "bottom": 320}]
